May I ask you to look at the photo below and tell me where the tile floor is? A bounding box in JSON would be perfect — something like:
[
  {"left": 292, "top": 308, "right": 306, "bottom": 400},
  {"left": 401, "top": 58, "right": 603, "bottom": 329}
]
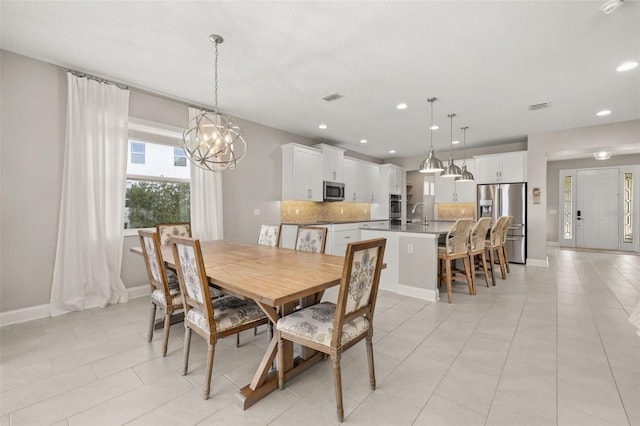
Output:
[{"left": 1, "top": 247, "right": 639, "bottom": 426}]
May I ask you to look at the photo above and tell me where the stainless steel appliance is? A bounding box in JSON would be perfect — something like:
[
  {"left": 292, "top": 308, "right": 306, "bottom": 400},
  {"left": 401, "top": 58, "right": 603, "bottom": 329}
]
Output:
[
  {"left": 390, "top": 194, "right": 401, "bottom": 225},
  {"left": 477, "top": 183, "right": 527, "bottom": 264},
  {"left": 323, "top": 181, "right": 345, "bottom": 202}
]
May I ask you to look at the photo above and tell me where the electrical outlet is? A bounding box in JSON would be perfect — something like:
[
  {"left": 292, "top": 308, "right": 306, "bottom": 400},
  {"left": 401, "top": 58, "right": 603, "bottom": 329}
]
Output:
[
  {"left": 340, "top": 208, "right": 344, "bottom": 214},
  {"left": 253, "top": 208, "right": 261, "bottom": 216},
  {"left": 407, "top": 243, "right": 414, "bottom": 254},
  {"left": 295, "top": 209, "right": 299, "bottom": 215},
  {"left": 364, "top": 208, "right": 368, "bottom": 213}
]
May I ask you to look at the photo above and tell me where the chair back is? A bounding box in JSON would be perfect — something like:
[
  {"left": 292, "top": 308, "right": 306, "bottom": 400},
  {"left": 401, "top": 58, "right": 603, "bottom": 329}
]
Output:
[
  {"left": 469, "top": 217, "right": 492, "bottom": 252},
  {"left": 443, "top": 219, "right": 474, "bottom": 255},
  {"left": 157, "top": 222, "right": 192, "bottom": 246},
  {"left": 257, "top": 224, "right": 282, "bottom": 247},
  {"left": 501, "top": 216, "right": 513, "bottom": 245},
  {"left": 489, "top": 216, "right": 507, "bottom": 247},
  {"left": 170, "top": 236, "right": 216, "bottom": 335},
  {"left": 138, "top": 230, "right": 171, "bottom": 298},
  {"left": 295, "top": 226, "right": 328, "bottom": 253},
  {"left": 332, "top": 238, "right": 386, "bottom": 347}
]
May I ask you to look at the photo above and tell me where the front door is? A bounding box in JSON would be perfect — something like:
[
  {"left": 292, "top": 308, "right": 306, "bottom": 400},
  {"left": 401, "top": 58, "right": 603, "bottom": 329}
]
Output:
[{"left": 576, "top": 169, "right": 619, "bottom": 249}]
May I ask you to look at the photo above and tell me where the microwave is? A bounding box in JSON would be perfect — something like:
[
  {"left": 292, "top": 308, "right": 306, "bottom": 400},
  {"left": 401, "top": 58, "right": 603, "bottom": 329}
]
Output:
[{"left": 323, "top": 181, "right": 345, "bottom": 202}]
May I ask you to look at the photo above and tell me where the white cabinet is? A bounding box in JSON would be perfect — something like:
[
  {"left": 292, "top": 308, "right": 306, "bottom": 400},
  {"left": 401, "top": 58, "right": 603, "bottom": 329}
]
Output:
[
  {"left": 434, "top": 159, "right": 476, "bottom": 203},
  {"left": 314, "top": 143, "right": 345, "bottom": 183},
  {"left": 281, "top": 143, "right": 323, "bottom": 201},
  {"left": 362, "top": 163, "right": 380, "bottom": 203},
  {"left": 475, "top": 151, "right": 527, "bottom": 184},
  {"left": 331, "top": 221, "right": 388, "bottom": 256},
  {"left": 344, "top": 158, "right": 380, "bottom": 203},
  {"left": 388, "top": 165, "right": 404, "bottom": 194}
]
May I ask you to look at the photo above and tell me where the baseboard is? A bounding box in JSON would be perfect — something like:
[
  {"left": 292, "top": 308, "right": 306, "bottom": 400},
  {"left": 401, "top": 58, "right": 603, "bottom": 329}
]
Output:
[
  {"left": 0, "top": 285, "right": 151, "bottom": 327},
  {"left": 527, "top": 257, "right": 549, "bottom": 267},
  {"left": 547, "top": 241, "right": 560, "bottom": 247},
  {"left": 393, "top": 284, "right": 440, "bottom": 303}
]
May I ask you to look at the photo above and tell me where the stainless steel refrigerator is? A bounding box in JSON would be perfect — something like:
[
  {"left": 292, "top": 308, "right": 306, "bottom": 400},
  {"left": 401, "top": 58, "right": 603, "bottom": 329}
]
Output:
[{"left": 477, "top": 183, "right": 527, "bottom": 264}]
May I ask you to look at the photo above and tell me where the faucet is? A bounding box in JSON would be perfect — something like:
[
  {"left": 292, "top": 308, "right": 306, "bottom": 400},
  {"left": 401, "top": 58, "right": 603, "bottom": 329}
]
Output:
[{"left": 411, "top": 202, "right": 429, "bottom": 226}]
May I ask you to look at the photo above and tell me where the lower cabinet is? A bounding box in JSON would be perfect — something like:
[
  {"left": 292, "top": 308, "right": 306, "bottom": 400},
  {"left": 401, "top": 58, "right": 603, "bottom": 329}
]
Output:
[{"left": 280, "top": 221, "right": 389, "bottom": 255}]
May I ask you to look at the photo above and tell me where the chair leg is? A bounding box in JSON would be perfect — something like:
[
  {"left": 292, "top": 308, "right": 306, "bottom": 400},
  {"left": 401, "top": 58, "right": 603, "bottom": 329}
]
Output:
[
  {"left": 331, "top": 353, "right": 344, "bottom": 422},
  {"left": 236, "top": 332, "right": 240, "bottom": 348},
  {"left": 445, "top": 259, "right": 453, "bottom": 303},
  {"left": 366, "top": 333, "right": 376, "bottom": 390},
  {"left": 147, "top": 302, "right": 157, "bottom": 342},
  {"left": 203, "top": 343, "right": 215, "bottom": 400},
  {"left": 277, "top": 331, "right": 285, "bottom": 390},
  {"left": 463, "top": 256, "right": 474, "bottom": 295},
  {"left": 503, "top": 245, "right": 511, "bottom": 273},
  {"left": 162, "top": 311, "right": 172, "bottom": 357},
  {"left": 497, "top": 245, "right": 507, "bottom": 279},
  {"left": 487, "top": 248, "right": 497, "bottom": 286},
  {"left": 181, "top": 327, "right": 192, "bottom": 376},
  {"left": 480, "top": 252, "right": 491, "bottom": 288},
  {"left": 468, "top": 254, "right": 477, "bottom": 295}
]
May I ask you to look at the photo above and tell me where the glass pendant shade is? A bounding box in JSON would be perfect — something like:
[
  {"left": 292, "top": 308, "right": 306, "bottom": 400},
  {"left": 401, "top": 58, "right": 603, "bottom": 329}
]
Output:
[
  {"left": 183, "top": 111, "right": 247, "bottom": 172},
  {"left": 183, "top": 34, "right": 247, "bottom": 172},
  {"left": 419, "top": 147, "right": 444, "bottom": 173}
]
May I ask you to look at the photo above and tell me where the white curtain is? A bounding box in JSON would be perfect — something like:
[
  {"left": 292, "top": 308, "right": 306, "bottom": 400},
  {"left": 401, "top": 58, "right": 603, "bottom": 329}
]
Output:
[
  {"left": 188, "top": 107, "right": 224, "bottom": 240},
  {"left": 50, "top": 73, "right": 130, "bottom": 316}
]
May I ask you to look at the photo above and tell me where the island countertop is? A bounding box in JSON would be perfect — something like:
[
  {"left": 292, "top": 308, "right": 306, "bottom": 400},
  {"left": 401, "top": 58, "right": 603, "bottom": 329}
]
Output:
[{"left": 360, "top": 221, "right": 453, "bottom": 235}]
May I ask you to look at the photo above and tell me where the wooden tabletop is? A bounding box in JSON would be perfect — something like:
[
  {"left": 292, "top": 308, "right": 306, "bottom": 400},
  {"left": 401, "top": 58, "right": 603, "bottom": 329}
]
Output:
[{"left": 131, "top": 240, "right": 345, "bottom": 307}]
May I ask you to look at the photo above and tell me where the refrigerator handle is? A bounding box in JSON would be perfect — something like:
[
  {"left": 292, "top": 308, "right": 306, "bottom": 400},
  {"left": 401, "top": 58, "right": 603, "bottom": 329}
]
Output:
[{"left": 496, "top": 185, "right": 501, "bottom": 221}]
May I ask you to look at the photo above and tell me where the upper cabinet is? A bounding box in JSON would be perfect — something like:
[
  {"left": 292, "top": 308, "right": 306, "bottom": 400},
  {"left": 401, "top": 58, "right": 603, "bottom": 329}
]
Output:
[
  {"left": 381, "top": 164, "right": 404, "bottom": 195},
  {"left": 474, "top": 151, "right": 527, "bottom": 184},
  {"left": 434, "top": 159, "right": 476, "bottom": 203},
  {"left": 344, "top": 158, "right": 380, "bottom": 203},
  {"left": 281, "top": 143, "right": 323, "bottom": 201},
  {"left": 314, "top": 143, "right": 345, "bottom": 183}
]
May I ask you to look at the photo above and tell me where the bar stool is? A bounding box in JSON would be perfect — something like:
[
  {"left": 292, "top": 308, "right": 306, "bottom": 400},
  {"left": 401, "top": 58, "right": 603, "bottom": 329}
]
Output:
[
  {"left": 438, "top": 218, "right": 474, "bottom": 303},
  {"left": 500, "top": 216, "right": 513, "bottom": 273},
  {"left": 486, "top": 216, "right": 508, "bottom": 286},
  {"left": 468, "top": 217, "right": 492, "bottom": 290}
]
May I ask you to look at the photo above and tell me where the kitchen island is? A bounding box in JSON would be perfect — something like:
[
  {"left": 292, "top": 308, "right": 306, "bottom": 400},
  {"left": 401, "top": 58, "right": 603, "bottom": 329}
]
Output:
[{"left": 361, "top": 222, "right": 454, "bottom": 302}]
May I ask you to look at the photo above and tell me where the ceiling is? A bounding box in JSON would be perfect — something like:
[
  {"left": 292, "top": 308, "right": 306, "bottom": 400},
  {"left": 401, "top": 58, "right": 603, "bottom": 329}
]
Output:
[{"left": 2, "top": 1, "right": 639, "bottom": 161}]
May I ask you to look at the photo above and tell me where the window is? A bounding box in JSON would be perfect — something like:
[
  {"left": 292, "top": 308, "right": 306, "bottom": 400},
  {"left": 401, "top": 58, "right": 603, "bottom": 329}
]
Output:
[
  {"left": 125, "top": 139, "right": 190, "bottom": 230},
  {"left": 624, "top": 173, "right": 633, "bottom": 243},
  {"left": 130, "top": 142, "right": 146, "bottom": 164},
  {"left": 174, "top": 146, "right": 187, "bottom": 167}
]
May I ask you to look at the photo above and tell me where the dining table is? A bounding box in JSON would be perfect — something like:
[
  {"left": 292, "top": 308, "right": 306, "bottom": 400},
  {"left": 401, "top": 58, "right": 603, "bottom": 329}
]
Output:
[{"left": 131, "top": 240, "right": 346, "bottom": 409}]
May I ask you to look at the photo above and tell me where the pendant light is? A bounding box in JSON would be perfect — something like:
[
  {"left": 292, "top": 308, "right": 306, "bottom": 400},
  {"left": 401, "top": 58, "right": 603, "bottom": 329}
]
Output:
[
  {"left": 456, "top": 126, "right": 475, "bottom": 182},
  {"left": 418, "top": 97, "right": 444, "bottom": 173},
  {"left": 440, "top": 113, "right": 462, "bottom": 178},
  {"left": 183, "top": 34, "right": 247, "bottom": 172}
]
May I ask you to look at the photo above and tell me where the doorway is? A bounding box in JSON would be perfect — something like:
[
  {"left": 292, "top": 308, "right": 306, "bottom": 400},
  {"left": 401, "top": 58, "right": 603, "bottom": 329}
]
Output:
[{"left": 576, "top": 169, "right": 619, "bottom": 249}]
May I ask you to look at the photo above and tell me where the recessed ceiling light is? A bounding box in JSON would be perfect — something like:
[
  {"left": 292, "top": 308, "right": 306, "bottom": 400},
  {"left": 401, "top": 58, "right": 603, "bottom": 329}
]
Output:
[
  {"left": 360, "top": 139, "right": 368, "bottom": 144},
  {"left": 389, "top": 150, "right": 396, "bottom": 154},
  {"left": 601, "top": 0, "right": 624, "bottom": 14},
  {"left": 617, "top": 61, "right": 639, "bottom": 72},
  {"left": 452, "top": 140, "right": 460, "bottom": 145},
  {"left": 430, "top": 125, "right": 439, "bottom": 130},
  {"left": 318, "top": 124, "right": 327, "bottom": 129},
  {"left": 594, "top": 151, "right": 612, "bottom": 160},
  {"left": 596, "top": 110, "right": 611, "bottom": 116},
  {"left": 396, "top": 103, "right": 408, "bottom": 110}
]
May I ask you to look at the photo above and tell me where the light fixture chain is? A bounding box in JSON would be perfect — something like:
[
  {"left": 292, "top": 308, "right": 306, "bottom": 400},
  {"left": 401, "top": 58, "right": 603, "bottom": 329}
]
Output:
[
  {"left": 214, "top": 39, "right": 219, "bottom": 113},
  {"left": 461, "top": 126, "right": 469, "bottom": 166}
]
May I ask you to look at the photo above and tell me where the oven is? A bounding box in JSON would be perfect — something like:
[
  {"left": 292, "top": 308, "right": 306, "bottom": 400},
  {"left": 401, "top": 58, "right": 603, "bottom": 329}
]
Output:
[{"left": 390, "top": 194, "right": 401, "bottom": 224}]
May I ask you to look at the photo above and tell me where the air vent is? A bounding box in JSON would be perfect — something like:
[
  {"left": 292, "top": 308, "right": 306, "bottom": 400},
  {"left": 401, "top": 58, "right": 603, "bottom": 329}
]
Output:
[
  {"left": 322, "top": 92, "right": 344, "bottom": 102},
  {"left": 528, "top": 101, "right": 549, "bottom": 111}
]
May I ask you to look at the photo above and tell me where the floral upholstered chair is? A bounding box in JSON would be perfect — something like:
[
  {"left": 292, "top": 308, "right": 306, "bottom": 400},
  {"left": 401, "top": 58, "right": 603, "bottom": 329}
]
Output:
[
  {"left": 170, "top": 236, "right": 269, "bottom": 400},
  {"left": 276, "top": 238, "right": 386, "bottom": 422},
  {"left": 156, "top": 222, "right": 192, "bottom": 246},
  {"left": 138, "top": 230, "right": 183, "bottom": 357},
  {"left": 437, "top": 218, "right": 474, "bottom": 303},
  {"left": 294, "top": 226, "right": 328, "bottom": 253},
  {"left": 257, "top": 224, "right": 282, "bottom": 247},
  {"left": 485, "top": 216, "right": 508, "bottom": 286}
]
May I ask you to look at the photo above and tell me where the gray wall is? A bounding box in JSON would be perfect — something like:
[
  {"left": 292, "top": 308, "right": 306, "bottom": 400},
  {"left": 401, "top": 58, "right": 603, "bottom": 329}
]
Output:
[
  {"left": 546, "top": 154, "right": 640, "bottom": 243},
  {"left": 0, "top": 50, "right": 318, "bottom": 313}
]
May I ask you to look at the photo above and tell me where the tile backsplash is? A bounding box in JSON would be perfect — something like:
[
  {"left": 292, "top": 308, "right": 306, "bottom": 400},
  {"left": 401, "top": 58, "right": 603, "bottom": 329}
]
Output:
[
  {"left": 434, "top": 203, "right": 476, "bottom": 220},
  {"left": 281, "top": 201, "right": 371, "bottom": 223}
]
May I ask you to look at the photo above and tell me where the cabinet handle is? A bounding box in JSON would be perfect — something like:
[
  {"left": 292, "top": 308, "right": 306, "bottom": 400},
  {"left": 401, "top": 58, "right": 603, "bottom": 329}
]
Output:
[
  {"left": 344, "top": 236, "right": 351, "bottom": 239},
  {"left": 333, "top": 171, "right": 336, "bottom": 180}
]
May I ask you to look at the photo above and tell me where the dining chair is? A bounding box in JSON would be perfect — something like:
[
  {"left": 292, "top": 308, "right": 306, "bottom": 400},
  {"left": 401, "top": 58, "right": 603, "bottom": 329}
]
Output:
[
  {"left": 257, "top": 224, "right": 282, "bottom": 247},
  {"left": 438, "top": 218, "right": 474, "bottom": 303},
  {"left": 170, "top": 236, "right": 269, "bottom": 400},
  {"left": 138, "top": 230, "right": 183, "bottom": 357},
  {"left": 500, "top": 216, "right": 514, "bottom": 273},
  {"left": 468, "top": 217, "right": 492, "bottom": 290},
  {"left": 486, "top": 216, "right": 508, "bottom": 286},
  {"left": 156, "top": 222, "right": 192, "bottom": 246},
  {"left": 295, "top": 226, "right": 328, "bottom": 253},
  {"left": 276, "top": 238, "right": 387, "bottom": 422}
]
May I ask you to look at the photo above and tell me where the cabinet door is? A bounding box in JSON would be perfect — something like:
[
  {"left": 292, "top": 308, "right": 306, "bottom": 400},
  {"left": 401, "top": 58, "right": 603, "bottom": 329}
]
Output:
[
  {"left": 389, "top": 166, "right": 404, "bottom": 194},
  {"left": 322, "top": 149, "right": 344, "bottom": 182},
  {"left": 499, "top": 152, "right": 526, "bottom": 183},
  {"left": 343, "top": 159, "right": 358, "bottom": 202},
  {"left": 363, "top": 164, "right": 380, "bottom": 203},
  {"left": 455, "top": 159, "right": 477, "bottom": 202},
  {"left": 307, "top": 150, "right": 323, "bottom": 201},
  {"left": 435, "top": 172, "right": 455, "bottom": 203},
  {"left": 476, "top": 157, "right": 501, "bottom": 184},
  {"left": 291, "top": 149, "right": 310, "bottom": 200}
]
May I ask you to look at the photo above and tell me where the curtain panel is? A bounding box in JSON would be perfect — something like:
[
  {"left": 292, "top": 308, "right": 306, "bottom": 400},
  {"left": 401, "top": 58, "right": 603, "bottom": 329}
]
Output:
[
  {"left": 50, "top": 73, "right": 130, "bottom": 316},
  {"left": 188, "top": 107, "right": 224, "bottom": 241}
]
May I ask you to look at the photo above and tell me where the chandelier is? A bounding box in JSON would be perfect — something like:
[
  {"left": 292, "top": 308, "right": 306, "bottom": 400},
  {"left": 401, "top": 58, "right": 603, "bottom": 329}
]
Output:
[
  {"left": 183, "top": 34, "right": 247, "bottom": 172},
  {"left": 418, "top": 97, "right": 444, "bottom": 173}
]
